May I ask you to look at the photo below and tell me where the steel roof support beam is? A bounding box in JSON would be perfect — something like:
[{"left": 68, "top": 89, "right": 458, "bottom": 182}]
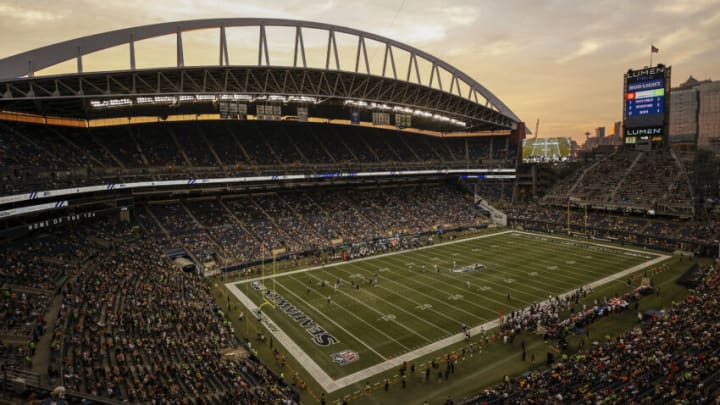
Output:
[
  {"left": 258, "top": 25, "right": 270, "bottom": 66},
  {"left": 293, "top": 26, "right": 307, "bottom": 68},
  {"left": 176, "top": 30, "right": 184, "bottom": 68},
  {"left": 130, "top": 35, "right": 136, "bottom": 70},
  {"left": 219, "top": 26, "right": 229, "bottom": 66},
  {"left": 382, "top": 44, "right": 397, "bottom": 80},
  {"left": 354, "top": 36, "right": 370, "bottom": 74},
  {"left": 76, "top": 47, "right": 83, "bottom": 74},
  {"left": 325, "top": 29, "right": 340, "bottom": 70}
]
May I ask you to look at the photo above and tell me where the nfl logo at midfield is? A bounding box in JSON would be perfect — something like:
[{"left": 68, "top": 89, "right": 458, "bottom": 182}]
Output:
[{"left": 332, "top": 350, "right": 359, "bottom": 366}]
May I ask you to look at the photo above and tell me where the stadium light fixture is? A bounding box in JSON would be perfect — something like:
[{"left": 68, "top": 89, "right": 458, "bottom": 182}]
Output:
[
  {"left": 219, "top": 94, "right": 252, "bottom": 101},
  {"left": 90, "top": 98, "right": 132, "bottom": 108},
  {"left": 369, "top": 103, "right": 392, "bottom": 110},
  {"left": 345, "top": 99, "right": 466, "bottom": 127},
  {"left": 344, "top": 100, "right": 368, "bottom": 108},
  {"left": 137, "top": 96, "right": 177, "bottom": 105},
  {"left": 288, "top": 96, "right": 317, "bottom": 103}
]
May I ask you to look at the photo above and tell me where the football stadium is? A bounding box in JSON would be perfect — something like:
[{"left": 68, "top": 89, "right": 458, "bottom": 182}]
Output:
[{"left": 1, "top": 8, "right": 719, "bottom": 405}]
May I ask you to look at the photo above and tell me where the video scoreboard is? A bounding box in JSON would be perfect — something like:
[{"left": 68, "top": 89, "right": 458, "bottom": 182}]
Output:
[
  {"left": 626, "top": 80, "right": 664, "bottom": 122},
  {"left": 623, "top": 65, "right": 670, "bottom": 148}
]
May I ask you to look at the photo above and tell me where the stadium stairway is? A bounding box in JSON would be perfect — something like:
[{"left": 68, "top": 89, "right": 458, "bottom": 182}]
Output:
[
  {"left": 126, "top": 126, "right": 151, "bottom": 167},
  {"left": 48, "top": 125, "right": 109, "bottom": 169},
  {"left": 167, "top": 127, "right": 194, "bottom": 168},
  {"left": 277, "top": 194, "right": 329, "bottom": 243},
  {"left": 280, "top": 125, "right": 312, "bottom": 164},
  {"left": 226, "top": 126, "right": 258, "bottom": 170},
  {"left": 218, "top": 199, "right": 257, "bottom": 243},
  {"left": 30, "top": 291, "right": 64, "bottom": 377},
  {"left": 566, "top": 149, "right": 617, "bottom": 197},
  {"left": 669, "top": 148, "right": 695, "bottom": 211},
  {"left": 398, "top": 135, "right": 423, "bottom": 161},
  {"left": 143, "top": 204, "right": 172, "bottom": 240},
  {"left": 250, "top": 198, "right": 293, "bottom": 246},
  {"left": 475, "top": 197, "right": 507, "bottom": 226},
  {"left": 329, "top": 126, "right": 362, "bottom": 162},
  {"left": 308, "top": 128, "right": 339, "bottom": 164},
  {"left": 195, "top": 124, "right": 226, "bottom": 169},
  {"left": 89, "top": 134, "right": 126, "bottom": 168},
  {"left": 608, "top": 151, "right": 644, "bottom": 202},
  {"left": 358, "top": 134, "right": 382, "bottom": 161},
  {"left": 181, "top": 201, "right": 205, "bottom": 230}
]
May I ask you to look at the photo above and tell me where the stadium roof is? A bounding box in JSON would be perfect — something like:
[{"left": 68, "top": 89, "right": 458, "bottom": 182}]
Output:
[{"left": 0, "top": 18, "right": 521, "bottom": 132}]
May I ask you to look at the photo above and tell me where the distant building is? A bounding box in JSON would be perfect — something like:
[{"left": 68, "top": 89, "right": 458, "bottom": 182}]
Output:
[
  {"left": 698, "top": 81, "right": 720, "bottom": 147},
  {"left": 669, "top": 76, "right": 720, "bottom": 148},
  {"left": 569, "top": 139, "right": 580, "bottom": 157},
  {"left": 669, "top": 76, "right": 702, "bottom": 145},
  {"left": 583, "top": 125, "right": 622, "bottom": 151}
]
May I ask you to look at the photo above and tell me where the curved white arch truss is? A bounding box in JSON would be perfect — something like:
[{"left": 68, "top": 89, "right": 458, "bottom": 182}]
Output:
[{"left": 0, "top": 18, "right": 520, "bottom": 123}]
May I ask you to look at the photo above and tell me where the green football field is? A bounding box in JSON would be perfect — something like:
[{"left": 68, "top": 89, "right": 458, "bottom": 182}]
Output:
[
  {"left": 522, "top": 137, "right": 571, "bottom": 159},
  {"left": 226, "top": 230, "right": 666, "bottom": 391}
]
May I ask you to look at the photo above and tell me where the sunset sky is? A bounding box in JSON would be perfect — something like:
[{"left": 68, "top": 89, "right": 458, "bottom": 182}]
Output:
[{"left": 1, "top": 0, "right": 718, "bottom": 141}]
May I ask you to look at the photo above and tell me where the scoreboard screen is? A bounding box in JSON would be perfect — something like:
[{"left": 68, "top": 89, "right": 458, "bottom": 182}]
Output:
[
  {"left": 624, "top": 68, "right": 666, "bottom": 127},
  {"left": 395, "top": 113, "right": 412, "bottom": 128},
  {"left": 623, "top": 65, "right": 670, "bottom": 146}
]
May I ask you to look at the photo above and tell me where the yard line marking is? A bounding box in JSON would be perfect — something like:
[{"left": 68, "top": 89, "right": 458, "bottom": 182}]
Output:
[
  {"left": 435, "top": 236, "right": 645, "bottom": 293},
  {"left": 273, "top": 278, "right": 389, "bottom": 360},
  {"left": 352, "top": 254, "right": 499, "bottom": 318},
  {"left": 418, "top": 246, "right": 578, "bottom": 297},
  {"left": 436, "top": 235, "right": 621, "bottom": 283},
  {"left": 408, "top": 245, "right": 559, "bottom": 294},
  {"left": 302, "top": 272, "right": 433, "bottom": 344},
  {"left": 479, "top": 237, "right": 652, "bottom": 286},
  {"left": 338, "top": 262, "right": 485, "bottom": 325},
  {"left": 284, "top": 274, "right": 412, "bottom": 351},
  {"left": 499, "top": 233, "right": 642, "bottom": 271},
  {"left": 387, "top": 251, "right": 532, "bottom": 308}
]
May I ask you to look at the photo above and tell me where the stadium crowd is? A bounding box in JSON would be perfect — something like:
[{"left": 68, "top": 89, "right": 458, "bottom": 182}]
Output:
[
  {"left": 131, "top": 184, "right": 489, "bottom": 269},
  {"left": 463, "top": 263, "right": 720, "bottom": 404},
  {"left": 541, "top": 148, "right": 694, "bottom": 215},
  {"left": 504, "top": 205, "right": 719, "bottom": 254},
  {"left": 0, "top": 120, "right": 514, "bottom": 196},
  {"left": 1, "top": 229, "right": 93, "bottom": 370},
  {"left": 36, "top": 223, "right": 299, "bottom": 404}
]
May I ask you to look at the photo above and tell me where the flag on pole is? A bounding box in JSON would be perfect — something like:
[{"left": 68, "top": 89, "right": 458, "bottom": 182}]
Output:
[{"left": 651, "top": 45, "right": 659, "bottom": 53}]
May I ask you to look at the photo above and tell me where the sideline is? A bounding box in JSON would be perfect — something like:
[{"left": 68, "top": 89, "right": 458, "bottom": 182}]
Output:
[{"left": 233, "top": 230, "right": 514, "bottom": 285}]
